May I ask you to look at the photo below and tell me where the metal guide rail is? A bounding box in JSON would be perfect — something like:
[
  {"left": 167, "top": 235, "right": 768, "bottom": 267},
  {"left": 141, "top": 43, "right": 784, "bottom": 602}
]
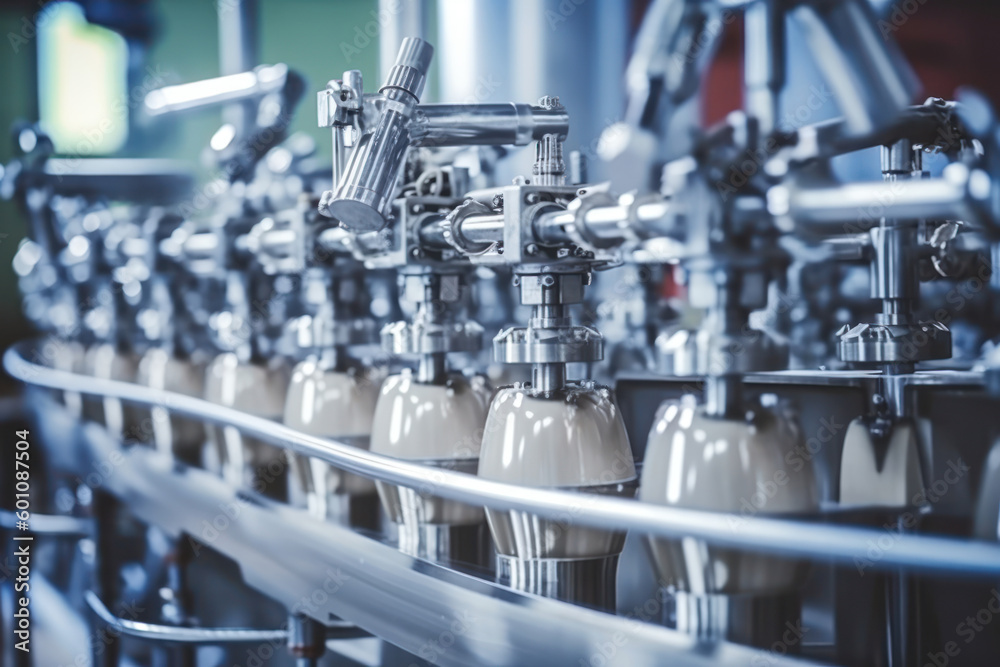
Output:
[
  {"left": 66, "top": 425, "right": 817, "bottom": 667},
  {"left": 7, "top": 340, "right": 1000, "bottom": 578}
]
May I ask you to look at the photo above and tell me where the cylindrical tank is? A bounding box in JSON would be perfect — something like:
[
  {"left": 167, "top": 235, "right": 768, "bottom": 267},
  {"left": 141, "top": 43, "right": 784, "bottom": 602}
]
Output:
[
  {"left": 478, "top": 384, "right": 637, "bottom": 610},
  {"left": 369, "top": 371, "right": 491, "bottom": 564},
  {"left": 40, "top": 336, "right": 85, "bottom": 418},
  {"left": 640, "top": 400, "right": 819, "bottom": 646},
  {"left": 203, "top": 352, "right": 290, "bottom": 499},
  {"left": 136, "top": 348, "right": 207, "bottom": 463},
  {"left": 81, "top": 343, "right": 144, "bottom": 442},
  {"left": 283, "top": 359, "right": 382, "bottom": 530}
]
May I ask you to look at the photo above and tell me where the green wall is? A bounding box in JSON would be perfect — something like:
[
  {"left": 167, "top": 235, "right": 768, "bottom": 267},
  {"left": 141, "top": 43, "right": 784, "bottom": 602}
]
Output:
[{"left": 0, "top": 0, "right": 398, "bottom": 386}]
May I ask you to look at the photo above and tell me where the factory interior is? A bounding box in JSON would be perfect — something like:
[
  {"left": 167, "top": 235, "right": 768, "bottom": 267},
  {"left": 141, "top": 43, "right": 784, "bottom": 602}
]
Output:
[{"left": 3, "top": 0, "right": 1000, "bottom": 665}]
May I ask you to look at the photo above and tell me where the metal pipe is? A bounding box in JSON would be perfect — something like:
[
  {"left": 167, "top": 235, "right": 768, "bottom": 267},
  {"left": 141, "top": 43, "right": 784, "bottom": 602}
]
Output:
[
  {"left": 791, "top": 0, "right": 918, "bottom": 136},
  {"left": 411, "top": 103, "right": 569, "bottom": 147},
  {"left": 379, "top": 0, "right": 427, "bottom": 83},
  {"left": 459, "top": 214, "right": 506, "bottom": 243},
  {"left": 768, "top": 164, "right": 993, "bottom": 233},
  {"left": 10, "top": 342, "right": 1000, "bottom": 578},
  {"left": 744, "top": 0, "right": 785, "bottom": 136},
  {"left": 531, "top": 363, "right": 566, "bottom": 394},
  {"left": 218, "top": 0, "right": 258, "bottom": 136},
  {"left": 418, "top": 213, "right": 505, "bottom": 249},
  {"left": 86, "top": 591, "right": 289, "bottom": 644},
  {"left": 417, "top": 352, "right": 447, "bottom": 384},
  {"left": 534, "top": 199, "right": 674, "bottom": 245},
  {"left": 144, "top": 64, "right": 290, "bottom": 117},
  {"left": 85, "top": 591, "right": 359, "bottom": 644},
  {"left": 327, "top": 38, "right": 434, "bottom": 232}
]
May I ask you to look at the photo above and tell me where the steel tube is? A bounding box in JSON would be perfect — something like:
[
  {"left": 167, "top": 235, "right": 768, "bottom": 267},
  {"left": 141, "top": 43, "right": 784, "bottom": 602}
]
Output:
[
  {"left": 417, "top": 213, "right": 504, "bottom": 249},
  {"left": 9, "top": 342, "right": 1000, "bottom": 578},
  {"left": 144, "top": 65, "right": 289, "bottom": 117},
  {"left": 327, "top": 38, "right": 434, "bottom": 232},
  {"left": 534, "top": 199, "right": 673, "bottom": 245},
  {"left": 86, "top": 591, "right": 289, "bottom": 644},
  {"left": 792, "top": 0, "right": 918, "bottom": 135},
  {"left": 218, "top": 0, "right": 258, "bottom": 135},
  {"left": 411, "top": 104, "right": 569, "bottom": 147},
  {"left": 769, "top": 165, "right": 993, "bottom": 233}
]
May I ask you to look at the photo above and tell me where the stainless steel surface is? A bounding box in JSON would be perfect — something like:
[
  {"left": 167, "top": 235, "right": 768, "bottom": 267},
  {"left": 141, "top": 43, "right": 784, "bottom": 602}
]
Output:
[
  {"left": 85, "top": 591, "right": 291, "bottom": 644},
  {"left": 791, "top": 0, "right": 918, "bottom": 135},
  {"left": 495, "top": 555, "right": 619, "bottom": 611},
  {"left": 837, "top": 321, "right": 952, "bottom": 364},
  {"left": 411, "top": 103, "right": 570, "bottom": 147},
  {"left": 218, "top": 0, "right": 258, "bottom": 135},
  {"left": 327, "top": 38, "right": 435, "bottom": 232},
  {"left": 493, "top": 325, "right": 604, "bottom": 365},
  {"left": 396, "top": 521, "right": 491, "bottom": 566},
  {"left": 144, "top": 65, "right": 290, "bottom": 116},
  {"left": 769, "top": 164, "right": 993, "bottom": 230}
]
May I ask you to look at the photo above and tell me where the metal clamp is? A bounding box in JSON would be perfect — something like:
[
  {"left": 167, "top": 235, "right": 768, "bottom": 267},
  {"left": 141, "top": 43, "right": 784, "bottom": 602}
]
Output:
[
  {"left": 442, "top": 199, "right": 496, "bottom": 255},
  {"left": 837, "top": 321, "right": 951, "bottom": 364},
  {"left": 382, "top": 320, "right": 484, "bottom": 356},
  {"left": 493, "top": 325, "right": 603, "bottom": 364},
  {"left": 563, "top": 189, "right": 618, "bottom": 251}
]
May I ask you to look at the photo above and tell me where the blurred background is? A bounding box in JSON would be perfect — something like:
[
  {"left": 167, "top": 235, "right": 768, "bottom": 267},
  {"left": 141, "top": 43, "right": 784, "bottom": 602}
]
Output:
[{"left": 1, "top": 0, "right": 999, "bottom": 391}]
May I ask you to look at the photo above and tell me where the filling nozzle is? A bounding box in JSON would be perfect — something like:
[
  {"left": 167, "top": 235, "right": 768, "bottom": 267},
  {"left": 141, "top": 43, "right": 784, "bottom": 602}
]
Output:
[
  {"left": 382, "top": 271, "right": 483, "bottom": 385},
  {"left": 495, "top": 272, "right": 603, "bottom": 398}
]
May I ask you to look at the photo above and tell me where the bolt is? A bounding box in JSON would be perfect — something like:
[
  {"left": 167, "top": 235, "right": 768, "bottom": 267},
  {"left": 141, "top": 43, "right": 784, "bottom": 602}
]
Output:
[
  {"left": 411, "top": 204, "right": 425, "bottom": 214},
  {"left": 541, "top": 274, "right": 556, "bottom": 287},
  {"left": 525, "top": 193, "right": 540, "bottom": 204},
  {"left": 524, "top": 243, "right": 538, "bottom": 256},
  {"left": 512, "top": 275, "right": 521, "bottom": 286},
  {"left": 537, "top": 95, "right": 562, "bottom": 110},
  {"left": 492, "top": 194, "right": 504, "bottom": 208},
  {"left": 557, "top": 248, "right": 570, "bottom": 258}
]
